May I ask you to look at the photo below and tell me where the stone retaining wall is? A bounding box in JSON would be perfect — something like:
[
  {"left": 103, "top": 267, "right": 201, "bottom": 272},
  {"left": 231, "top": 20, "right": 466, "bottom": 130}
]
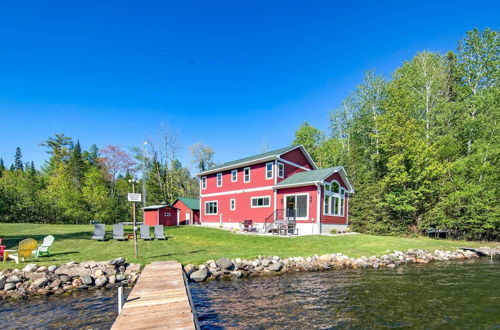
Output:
[
  {"left": 0, "top": 257, "right": 141, "bottom": 299},
  {"left": 185, "top": 248, "right": 480, "bottom": 283}
]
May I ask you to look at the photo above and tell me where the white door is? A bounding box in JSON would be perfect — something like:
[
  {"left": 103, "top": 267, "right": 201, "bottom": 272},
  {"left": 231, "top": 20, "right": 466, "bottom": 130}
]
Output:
[{"left": 186, "top": 212, "right": 191, "bottom": 225}]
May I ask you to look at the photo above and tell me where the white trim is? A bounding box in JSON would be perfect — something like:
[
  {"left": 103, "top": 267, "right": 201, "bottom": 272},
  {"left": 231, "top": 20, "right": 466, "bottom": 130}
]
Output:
[
  {"left": 274, "top": 181, "right": 321, "bottom": 189},
  {"left": 196, "top": 155, "right": 276, "bottom": 176},
  {"left": 230, "top": 198, "right": 236, "bottom": 211},
  {"left": 231, "top": 169, "right": 238, "bottom": 182},
  {"left": 316, "top": 183, "right": 321, "bottom": 233},
  {"left": 265, "top": 162, "right": 274, "bottom": 180},
  {"left": 277, "top": 162, "right": 284, "bottom": 178},
  {"left": 243, "top": 167, "right": 251, "bottom": 183},
  {"left": 277, "top": 157, "right": 312, "bottom": 172},
  {"left": 176, "top": 211, "right": 180, "bottom": 226},
  {"left": 204, "top": 200, "right": 218, "bottom": 215},
  {"left": 284, "top": 192, "right": 309, "bottom": 220},
  {"left": 216, "top": 173, "right": 222, "bottom": 187},
  {"left": 201, "top": 176, "right": 207, "bottom": 189},
  {"left": 250, "top": 195, "right": 271, "bottom": 208},
  {"left": 200, "top": 185, "right": 274, "bottom": 198}
]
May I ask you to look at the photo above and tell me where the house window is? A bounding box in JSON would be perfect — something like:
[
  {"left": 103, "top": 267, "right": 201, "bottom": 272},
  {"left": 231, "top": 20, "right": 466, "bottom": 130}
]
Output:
[
  {"left": 278, "top": 162, "right": 284, "bottom": 178},
  {"left": 165, "top": 212, "right": 171, "bottom": 217},
  {"left": 266, "top": 162, "right": 273, "bottom": 179},
  {"left": 251, "top": 196, "right": 270, "bottom": 208},
  {"left": 244, "top": 167, "right": 251, "bottom": 182},
  {"left": 230, "top": 198, "right": 236, "bottom": 210},
  {"left": 324, "top": 180, "right": 343, "bottom": 216},
  {"left": 217, "top": 173, "right": 222, "bottom": 187},
  {"left": 202, "top": 176, "right": 207, "bottom": 189},
  {"left": 205, "top": 201, "right": 218, "bottom": 215},
  {"left": 285, "top": 194, "right": 308, "bottom": 219},
  {"left": 231, "top": 169, "right": 238, "bottom": 182}
]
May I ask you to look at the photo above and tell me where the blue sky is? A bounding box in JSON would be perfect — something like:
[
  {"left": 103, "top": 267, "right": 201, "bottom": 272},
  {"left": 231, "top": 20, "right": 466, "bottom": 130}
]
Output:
[{"left": 1, "top": 1, "right": 498, "bottom": 173}]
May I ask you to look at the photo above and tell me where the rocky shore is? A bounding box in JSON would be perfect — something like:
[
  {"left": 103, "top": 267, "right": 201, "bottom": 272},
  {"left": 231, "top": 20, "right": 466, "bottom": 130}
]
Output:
[
  {"left": 185, "top": 248, "right": 481, "bottom": 283},
  {"left": 0, "top": 257, "right": 141, "bottom": 299}
]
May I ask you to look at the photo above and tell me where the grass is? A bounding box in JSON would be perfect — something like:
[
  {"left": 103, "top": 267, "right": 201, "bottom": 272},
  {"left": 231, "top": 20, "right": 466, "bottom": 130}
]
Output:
[{"left": 0, "top": 223, "right": 495, "bottom": 271}]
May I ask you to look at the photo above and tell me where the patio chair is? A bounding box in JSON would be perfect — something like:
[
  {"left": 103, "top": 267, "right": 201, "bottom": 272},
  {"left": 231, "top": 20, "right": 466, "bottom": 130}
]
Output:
[
  {"left": 242, "top": 220, "right": 254, "bottom": 232},
  {"left": 33, "top": 235, "right": 55, "bottom": 258},
  {"left": 0, "top": 238, "right": 5, "bottom": 259},
  {"left": 140, "top": 224, "right": 153, "bottom": 240},
  {"left": 4, "top": 238, "right": 37, "bottom": 264},
  {"left": 91, "top": 224, "right": 106, "bottom": 241},
  {"left": 154, "top": 225, "right": 166, "bottom": 240},
  {"left": 113, "top": 223, "right": 126, "bottom": 241}
]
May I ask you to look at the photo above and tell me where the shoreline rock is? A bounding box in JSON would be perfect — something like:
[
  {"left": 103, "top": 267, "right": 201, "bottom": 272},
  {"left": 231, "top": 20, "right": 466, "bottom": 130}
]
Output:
[
  {"left": 0, "top": 257, "right": 141, "bottom": 300},
  {"left": 184, "top": 248, "right": 481, "bottom": 283}
]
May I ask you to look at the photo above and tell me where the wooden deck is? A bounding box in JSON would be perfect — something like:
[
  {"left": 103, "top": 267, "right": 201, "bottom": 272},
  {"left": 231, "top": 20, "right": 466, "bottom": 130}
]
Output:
[{"left": 111, "top": 261, "right": 198, "bottom": 330}]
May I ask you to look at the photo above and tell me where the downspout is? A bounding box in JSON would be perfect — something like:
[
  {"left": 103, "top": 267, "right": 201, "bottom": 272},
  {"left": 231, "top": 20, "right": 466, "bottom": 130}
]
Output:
[{"left": 315, "top": 182, "right": 321, "bottom": 235}]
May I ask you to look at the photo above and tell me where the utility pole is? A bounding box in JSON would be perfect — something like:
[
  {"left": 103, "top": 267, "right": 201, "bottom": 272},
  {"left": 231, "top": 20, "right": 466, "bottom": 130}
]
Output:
[
  {"left": 128, "top": 178, "right": 139, "bottom": 258},
  {"left": 142, "top": 141, "right": 148, "bottom": 209}
]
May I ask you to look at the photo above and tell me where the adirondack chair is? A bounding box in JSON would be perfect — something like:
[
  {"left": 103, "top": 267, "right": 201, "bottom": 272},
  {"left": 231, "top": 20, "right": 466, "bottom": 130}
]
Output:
[
  {"left": 140, "top": 225, "right": 152, "bottom": 240},
  {"left": 91, "top": 224, "right": 106, "bottom": 241},
  {"left": 154, "top": 225, "right": 166, "bottom": 240},
  {"left": 33, "top": 235, "right": 55, "bottom": 258},
  {"left": 0, "top": 238, "right": 5, "bottom": 259},
  {"left": 113, "top": 223, "right": 126, "bottom": 241},
  {"left": 4, "top": 238, "right": 37, "bottom": 264}
]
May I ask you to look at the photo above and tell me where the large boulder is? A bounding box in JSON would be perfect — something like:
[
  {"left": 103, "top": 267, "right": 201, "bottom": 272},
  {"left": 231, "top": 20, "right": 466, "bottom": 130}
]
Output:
[
  {"left": 125, "top": 263, "right": 141, "bottom": 275},
  {"left": 23, "top": 264, "right": 38, "bottom": 272},
  {"left": 81, "top": 275, "right": 93, "bottom": 286},
  {"left": 4, "top": 283, "right": 16, "bottom": 291},
  {"left": 190, "top": 268, "right": 208, "bottom": 282},
  {"left": 6, "top": 275, "right": 22, "bottom": 283},
  {"left": 216, "top": 258, "right": 234, "bottom": 270},
  {"left": 32, "top": 277, "right": 49, "bottom": 288},
  {"left": 269, "top": 262, "right": 283, "bottom": 272},
  {"left": 95, "top": 275, "right": 108, "bottom": 288},
  {"left": 55, "top": 264, "right": 92, "bottom": 277},
  {"left": 184, "top": 264, "right": 197, "bottom": 276}
]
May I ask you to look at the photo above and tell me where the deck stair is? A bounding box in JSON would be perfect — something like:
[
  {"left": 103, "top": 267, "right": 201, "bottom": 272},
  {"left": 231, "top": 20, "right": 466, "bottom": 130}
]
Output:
[{"left": 264, "top": 209, "right": 296, "bottom": 234}]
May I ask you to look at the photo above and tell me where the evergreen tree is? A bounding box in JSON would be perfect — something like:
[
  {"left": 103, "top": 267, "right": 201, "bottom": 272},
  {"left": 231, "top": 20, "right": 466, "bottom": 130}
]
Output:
[{"left": 14, "top": 147, "right": 23, "bottom": 171}]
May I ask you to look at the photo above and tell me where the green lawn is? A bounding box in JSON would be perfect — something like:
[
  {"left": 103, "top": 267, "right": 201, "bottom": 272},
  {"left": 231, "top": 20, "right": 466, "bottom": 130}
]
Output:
[{"left": 0, "top": 223, "right": 494, "bottom": 271}]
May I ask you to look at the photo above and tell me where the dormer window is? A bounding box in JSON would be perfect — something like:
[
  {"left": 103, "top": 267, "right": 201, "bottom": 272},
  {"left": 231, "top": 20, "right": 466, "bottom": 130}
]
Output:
[
  {"left": 217, "top": 173, "right": 222, "bottom": 187},
  {"left": 266, "top": 162, "right": 273, "bottom": 179}
]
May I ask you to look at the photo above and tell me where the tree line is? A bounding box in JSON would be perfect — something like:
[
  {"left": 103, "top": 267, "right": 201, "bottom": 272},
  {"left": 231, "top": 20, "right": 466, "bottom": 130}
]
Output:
[
  {"left": 293, "top": 28, "right": 499, "bottom": 240},
  {"left": 0, "top": 128, "right": 203, "bottom": 224}
]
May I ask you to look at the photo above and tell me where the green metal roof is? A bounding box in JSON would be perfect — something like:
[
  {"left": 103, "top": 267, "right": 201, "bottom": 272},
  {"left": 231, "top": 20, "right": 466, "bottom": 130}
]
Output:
[
  {"left": 175, "top": 197, "right": 200, "bottom": 210},
  {"left": 275, "top": 166, "right": 343, "bottom": 187},
  {"left": 200, "top": 145, "right": 298, "bottom": 173}
]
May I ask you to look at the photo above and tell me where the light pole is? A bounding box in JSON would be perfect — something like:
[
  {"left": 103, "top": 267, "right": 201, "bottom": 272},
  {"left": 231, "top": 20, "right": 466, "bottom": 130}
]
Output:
[{"left": 128, "top": 178, "right": 139, "bottom": 258}]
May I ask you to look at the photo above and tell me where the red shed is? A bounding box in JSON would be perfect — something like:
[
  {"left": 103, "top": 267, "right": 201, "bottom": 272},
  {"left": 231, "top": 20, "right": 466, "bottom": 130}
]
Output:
[
  {"left": 143, "top": 205, "right": 178, "bottom": 226},
  {"left": 172, "top": 198, "right": 200, "bottom": 225}
]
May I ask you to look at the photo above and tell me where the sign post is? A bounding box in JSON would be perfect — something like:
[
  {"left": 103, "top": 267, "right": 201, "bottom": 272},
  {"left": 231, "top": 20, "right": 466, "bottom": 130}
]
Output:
[{"left": 127, "top": 180, "right": 141, "bottom": 258}]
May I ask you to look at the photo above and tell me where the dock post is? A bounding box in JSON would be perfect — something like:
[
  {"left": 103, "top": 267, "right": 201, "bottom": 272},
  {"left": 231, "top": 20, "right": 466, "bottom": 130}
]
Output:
[{"left": 118, "top": 286, "right": 123, "bottom": 314}]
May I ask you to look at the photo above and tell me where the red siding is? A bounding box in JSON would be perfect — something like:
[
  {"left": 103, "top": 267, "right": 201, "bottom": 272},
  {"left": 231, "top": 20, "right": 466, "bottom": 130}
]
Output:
[
  {"left": 144, "top": 209, "right": 159, "bottom": 226},
  {"left": 201, "top": 188, "right": 275, "bottom": 224},
  {"left": 277, "top": 148, "right": 314, "bottom": 183},
  {"left": 276, "top": 185, "right": 318, "bottom": 223},
  {"left": 144, "top": 207, "right": 178, "bottom": 226},
  {"left": 320, "top": 172, "right": 348, "bottom": 225}
]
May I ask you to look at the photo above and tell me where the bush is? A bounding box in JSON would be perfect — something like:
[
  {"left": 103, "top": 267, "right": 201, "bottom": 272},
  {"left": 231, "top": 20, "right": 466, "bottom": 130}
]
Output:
[{"left": 330, "top": 228, "right": 338, "bottom": 234}]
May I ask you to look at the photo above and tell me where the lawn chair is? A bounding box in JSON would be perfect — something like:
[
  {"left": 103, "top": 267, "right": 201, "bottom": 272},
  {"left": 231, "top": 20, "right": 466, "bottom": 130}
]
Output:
[
  {"left": 140, "top": 225, "right": 153, "bottom": 240},
  {"left": 154, "top": 225, "right": 166, "bottom": 240},
  {"left": 33, "top": 235, "right": 54, "bottom": 258},
  {"left": 242, "top": 220, "right": 254, "bottom": 232},
  {"left": 91, "top": 224, "right": 106, "bottom": 241},
  {"left": 4, "top": 238, "right": 37, "bottom": 264},
  {"left": 0, "top": 238, "right": 5, "bottom": 259},
  {"left": 113, "top": 223, "right": 126, "bottom": 241}
]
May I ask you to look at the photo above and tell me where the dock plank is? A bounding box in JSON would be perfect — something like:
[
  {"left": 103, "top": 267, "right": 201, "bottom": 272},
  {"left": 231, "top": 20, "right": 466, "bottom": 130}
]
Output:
[{"left": 111, "top": 261, "right": 197, "bottom": 330}]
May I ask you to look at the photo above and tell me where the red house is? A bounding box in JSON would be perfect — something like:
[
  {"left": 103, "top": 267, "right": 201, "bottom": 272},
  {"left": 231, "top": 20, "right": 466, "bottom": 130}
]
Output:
[
  {"left": 196, "top": 145, "right": 354, "bottom": 234},
  {"left": 172, "top": 198, "right": 200, "bottom": 225},
  {"left": 143, "top": 205, "right": 178, "bottom": 226}
]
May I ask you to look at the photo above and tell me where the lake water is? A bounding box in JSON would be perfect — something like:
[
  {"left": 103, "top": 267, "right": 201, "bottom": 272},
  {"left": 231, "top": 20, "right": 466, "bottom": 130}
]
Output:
[
  {"left": 0, "top": 259, "right": 498, "bottom": 329},
  {"left": 190, "top": 259, "right": 500, "bottom": 329}
]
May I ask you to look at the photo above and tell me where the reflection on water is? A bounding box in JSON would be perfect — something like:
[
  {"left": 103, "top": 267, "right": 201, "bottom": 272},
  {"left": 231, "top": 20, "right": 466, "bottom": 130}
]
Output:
[
  {"left": 0, "top": 288, "right": 129, "bottom": 330},
  {"left": 190, "top": 259, "right": 500, "bottom": 329}
]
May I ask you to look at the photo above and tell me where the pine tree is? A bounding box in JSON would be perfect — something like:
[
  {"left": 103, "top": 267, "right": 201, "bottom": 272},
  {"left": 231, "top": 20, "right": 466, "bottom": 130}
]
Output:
[
  {"left": 14, "top": 147, "right": 23, "bottom": 171},
  {"left": 70, "top": 140, "right": 85, "bottom": 189},
  {"left": 0, "top": 158, "right": 5, "bottom": 172}
]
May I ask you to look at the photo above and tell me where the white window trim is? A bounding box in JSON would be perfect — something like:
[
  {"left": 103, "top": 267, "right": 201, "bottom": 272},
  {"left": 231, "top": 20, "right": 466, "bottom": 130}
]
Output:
[
  {"left": 265, "top": 162, "right": 273, "bottom": 180},
  {"left": 231, "top": 169, "right": 238, "bottom": 182},
  {"left": 284, "top": 193, "right": 309, "bottom": 220},
  {"left": 230, "top": 198, "right": 236, "bottom": 211},
  {"left": 323, "top": 180, "right": 344, "bottom": 216},
  {"left": 243, "top": 167, "right": 251, "bottom": 183},
  {"left": 250, "top": 195, "right": 271, "bottom": 208},
  {"left": 217, "top": 173, "right": 222, "bottom": 187},
  {"left": 278, "top": 162, "right": 284, "bottom": 178},
  {"left": 202, "top": 176, "right": 207, "bottom": 189},
  {"left": 204, "top": 200, "right": 218, "bottom": 215}
]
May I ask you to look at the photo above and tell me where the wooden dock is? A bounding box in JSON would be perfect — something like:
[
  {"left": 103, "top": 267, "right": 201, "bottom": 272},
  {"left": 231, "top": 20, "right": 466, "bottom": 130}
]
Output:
[{"left": 111, "top": 261, "right": 198, "bottom": 330}]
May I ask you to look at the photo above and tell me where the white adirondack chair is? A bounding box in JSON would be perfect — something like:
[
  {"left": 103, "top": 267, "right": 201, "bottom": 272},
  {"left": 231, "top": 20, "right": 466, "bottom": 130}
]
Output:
[{"left": 33, "top": 235, "right": 55, "bottom": 258}]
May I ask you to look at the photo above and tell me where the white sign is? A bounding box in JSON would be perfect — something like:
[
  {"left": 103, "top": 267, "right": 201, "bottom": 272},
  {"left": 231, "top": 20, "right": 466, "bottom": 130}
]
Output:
[{"left": 127, "top": 193, "right": 142, "bottom": 202}]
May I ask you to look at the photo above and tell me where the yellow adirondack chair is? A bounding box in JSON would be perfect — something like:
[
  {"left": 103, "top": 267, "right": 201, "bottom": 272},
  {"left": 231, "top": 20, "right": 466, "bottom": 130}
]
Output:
[{"left": 3, "top": 238, "right": 37, "bottom": 264}]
